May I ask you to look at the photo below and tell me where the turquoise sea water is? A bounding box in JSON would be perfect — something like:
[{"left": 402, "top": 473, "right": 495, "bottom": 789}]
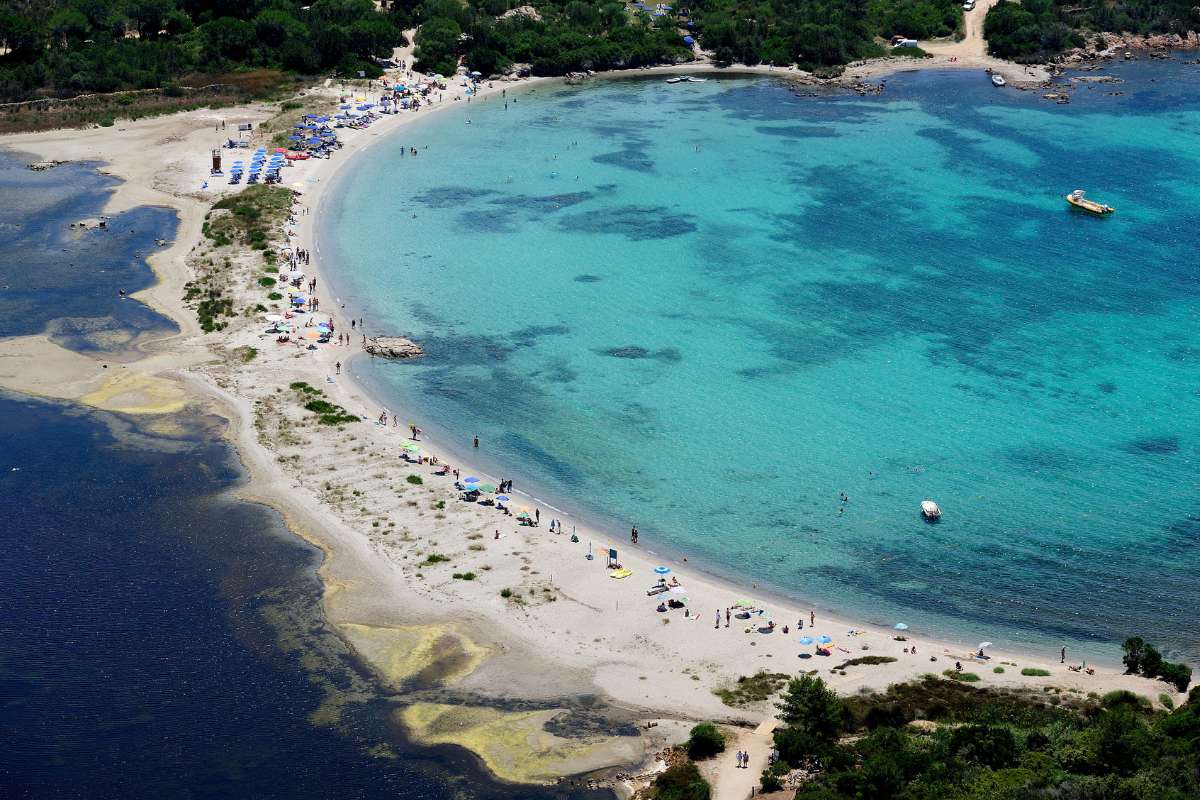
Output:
[{"left": 322, "top": 61, "right": 1200, "bottom": 663}]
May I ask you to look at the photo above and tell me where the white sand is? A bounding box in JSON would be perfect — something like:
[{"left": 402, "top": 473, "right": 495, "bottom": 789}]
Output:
[{"left": 0, "top": 49, "right": 1173, "bottom": 790}]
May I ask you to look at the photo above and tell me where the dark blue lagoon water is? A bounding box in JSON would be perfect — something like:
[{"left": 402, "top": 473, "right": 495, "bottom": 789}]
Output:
[
  {"left": 323, "top": 59, "right": 1200, "bottom": 663},
  {"left": 0, "top": 394, "right": 605, "bottom": 799},
  {"left": 0, "top": 152, "right": 177, "bottom": 352},
  {"left": 0, "top": 152, "right": 608, "bottom": 799}
]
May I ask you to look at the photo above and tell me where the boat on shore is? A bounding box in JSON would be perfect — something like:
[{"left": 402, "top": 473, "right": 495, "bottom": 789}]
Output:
[
  {"left": 991, "top": 74, "right": 1006, "bottom": 87},
  {"left": 921, "top": 500, "right": 941, "bottom": 521},
  {"left": 1066, "top": 189, "right": 1115, "bottom": 215},
  {"left": 665, "top": 77, "right": 682, "bottom": 84}
]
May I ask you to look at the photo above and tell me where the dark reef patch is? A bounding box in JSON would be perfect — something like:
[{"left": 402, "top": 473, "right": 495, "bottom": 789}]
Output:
[
  {"left": 1096, "top": 381, "right": 1118, "bottom": 394},
  {"left": 754, "top": 124, "right": 838, "bottom": 139},
  {"left": 592, "top": 147, "right": 655, "bottom": 173},
  {"left": 557, "top": 205, "right": 696, "bottom": 241},
  {"left": 573, "top": 274, "right": 603, "bottom": 283},
  {"left": 411, "top": 185, "right": 500, "bottom": 208},
  {"left": 594, "top": 345, "right": 682, "bottom": 364},
  {"left": 1120, "top": 435, "right": 1180, "bottom": 455}
]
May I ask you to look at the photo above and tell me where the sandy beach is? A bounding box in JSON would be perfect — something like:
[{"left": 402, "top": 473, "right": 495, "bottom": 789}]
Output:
[{"left": 0, "top": 46, "right": 1175, "bottom": 794}]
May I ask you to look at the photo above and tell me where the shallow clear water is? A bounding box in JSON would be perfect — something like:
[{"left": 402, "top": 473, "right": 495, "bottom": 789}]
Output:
[{"left": 323, "top": 62, "right": 1200, "bottom": 662}]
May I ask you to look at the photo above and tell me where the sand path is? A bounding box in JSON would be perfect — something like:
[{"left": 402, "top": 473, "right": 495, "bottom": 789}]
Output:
[{"left": 708, "top": 718, "right": 779, "bottom": 800}]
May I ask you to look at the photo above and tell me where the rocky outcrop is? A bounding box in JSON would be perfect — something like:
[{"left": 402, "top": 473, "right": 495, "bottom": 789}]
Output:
[
  {"left": 363, "top": 336, "right": 423, "bottom": 359},
  {"left": 28, "top": 160, "right": 66, "bottom": 171}
]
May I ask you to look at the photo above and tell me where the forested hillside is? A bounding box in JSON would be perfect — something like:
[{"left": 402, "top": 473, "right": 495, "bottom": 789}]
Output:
[
  {"left": 985, "top": 0, "right": 1200, "bottom": 61},
  {"left": 0, "top": 0, "right": 406, "bottom": 102}
]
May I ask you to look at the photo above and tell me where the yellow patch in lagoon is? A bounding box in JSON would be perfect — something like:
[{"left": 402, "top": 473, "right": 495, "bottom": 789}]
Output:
[
  {"left": 80, "top": 373, "right": 187, "bottom": 415},
  {"left": 336, "top": 622, "right": 489, "bottom": 688},
  {"left": 399, "top": 703, "right": 642, "bottom": 785}
]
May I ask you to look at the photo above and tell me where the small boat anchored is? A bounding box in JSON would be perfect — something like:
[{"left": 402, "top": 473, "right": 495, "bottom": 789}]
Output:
[
  {"left": 665, "top": 77, "right": 682, "bottom": 84},
  {"left": 991, "top": 74, "right": 1006, "bottom": 87},
  {"left": 921, "top": 500, "right": 941, "bottom": 521},
  {"left": 666, "top": 75, "right": 707, "bottom": 84},
  {"left": 1066, "top": 189, "right": 1115, "bottom": 215}
]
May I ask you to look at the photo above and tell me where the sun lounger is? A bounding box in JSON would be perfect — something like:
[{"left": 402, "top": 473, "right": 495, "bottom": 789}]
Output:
[{"left": 646, "top": 585, "right": 668, "bottom": 596}]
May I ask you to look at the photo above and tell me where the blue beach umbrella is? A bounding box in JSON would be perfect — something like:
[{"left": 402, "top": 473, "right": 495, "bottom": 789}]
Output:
[
  {"left": 894, "top": 623, "right": 909, "bottom": 631},
  {"left": 653, "top": 566, "right": 670, "bottom": 575},
  {"left": 495, "top": 495, "right": 510, "bottom": 502},
  {"left": 339, "top": 104, "right": 351, "bottom": 109},
  {"left": 683, "top": 35, "right": 694, "bottom": 44},
  {"left": 293, "top": 123, "right": 306, "bottom": 128},
  {"left": 288, "top": 135, "right": 302, "bottom": 141},
  {"left": 817, "top": 635, "right": 832, "bottom": 644},
  {"left": 799, "top": 636, "right": 813, "bottom": 645},
  {"left": 463, "top": 476, "right": 480, "bottom": 483}
]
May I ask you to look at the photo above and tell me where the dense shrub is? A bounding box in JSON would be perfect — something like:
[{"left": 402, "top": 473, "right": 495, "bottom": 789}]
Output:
[
  {"left": 686, "top": 722, "right": 725, "bottom": 760},
  {"left": 650, "top": 761, "right": 710, "bottom": 800}
]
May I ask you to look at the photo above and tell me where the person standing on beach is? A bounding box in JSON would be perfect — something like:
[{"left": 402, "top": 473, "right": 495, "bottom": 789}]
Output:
[
  {"left": 630, "top": 526, "right": 638, "bottom": 544},
  {"left": 725, "top": 608, "right": 730, "bottom": 627},
  {"left": 1061, "top": 646, "right": 1067, "bottom": 664},
  {"left": 715, "top": 610, "right": 720, "bottom": 629},
  {"left": 534, "top": 508, "right": 540, "bottom": 524},
  {"left": 473, "top": 435, "right": 479, "bottom": 448},
  {"left": 810, "top": 610, "right": 815, "bottom": 627},
  {"left": 335, "top": 361, "right": 341, "bottom": 375}
]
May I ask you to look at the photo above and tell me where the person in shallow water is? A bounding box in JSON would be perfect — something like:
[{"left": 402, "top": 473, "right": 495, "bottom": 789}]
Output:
[{"left": 631, "top": 525, "right": 638, "bottom": 544}]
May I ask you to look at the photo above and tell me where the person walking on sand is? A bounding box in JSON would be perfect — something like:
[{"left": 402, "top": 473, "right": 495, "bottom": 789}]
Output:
[
  {"left": 715, "top": 609, "right": 720, "bottom": 629},
  {"left": 335, "top": 361, "right": 341, "bottom": 375},
  {"left": 810, "top": 610, "right": 815, "bottom": 627},
  {"left": 534, "top": 508, "right": 540, "bottom": 524},
  {"left": 725, "top": 607, "right": 730, "bottom": 627},
  {"left": 1061, "top": 646, "right": 1067, "bottom": 664}
]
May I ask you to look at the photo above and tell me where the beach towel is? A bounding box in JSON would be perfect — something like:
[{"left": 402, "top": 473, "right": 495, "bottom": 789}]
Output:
[{"left": 608, "top": 568, "right": 632, "bottom": 579}]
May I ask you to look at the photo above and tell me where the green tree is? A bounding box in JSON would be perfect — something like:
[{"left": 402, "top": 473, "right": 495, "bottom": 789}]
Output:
[
  {"left": 777, "top": 675, "right": 844, "bottom": 742},
  {"left": 686, "top": 722, "right": 726, "bottom": 759},
  {"left": 1122, "top": 636, "right": 1147, "bottom": 674},
  {"left": 48, "top": 8, "right": 91, "bottom": 47},
  {"left": 414, "top": 16, "right": 461, "bottom": 75}
]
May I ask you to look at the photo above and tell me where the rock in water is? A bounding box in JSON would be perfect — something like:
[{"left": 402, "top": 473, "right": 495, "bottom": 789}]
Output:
[{"left": 363, "top": 336, "right": 423, "bottom": 359}]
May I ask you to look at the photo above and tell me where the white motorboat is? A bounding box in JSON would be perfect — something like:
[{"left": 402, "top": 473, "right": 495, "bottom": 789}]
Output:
[
  {"left": 991, "top": 74, "right": 1006, "bottom": 87},
  {"left": 921, "top": 500, "right": 942, "bottom": 521},
  {"left": 665, "top": 77, "right": 682, "bottom": 84}
]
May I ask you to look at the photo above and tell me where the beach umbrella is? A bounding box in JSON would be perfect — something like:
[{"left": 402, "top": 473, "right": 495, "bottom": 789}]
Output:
[
  {"left": 293, "top": 123, "right": 306, "bottom": 128},
  {"left": 817, "top": 635, "right": 832, "bottom": 644},
  {"left": 264, "top": 314, "right": 283, "bottom": 322},
  {"left": 799, "top": 636, "right": 814, "bottom": 645},
  {"left": 303, "top": 329, "right": 320, "bottom": 339},
  {"left": 894, "top": 623, "right": 909, "bottom": 631},
  {"left": 978, "top": 642, "right": 993, "bottom": 650},
  {"left": 477, "top": 484, "right": 497, "bottom": 493},
  {"left": 495, "top": 495, "right": 510, "bottom": 502},
  {"left": 463, "top": 476, "right": 480, "bottom": 483},
  {"left": 668, "top": 585, "right": 688, "bottom": 594},
  {"left": 653, "top": 566, "right": 670, "bottom": 575},
  {"left": 401, "top": 442, "right": 421, "bottom": 453},
  {"left": 516, "top": 511, "right": 530, "bottom": 519},
  {"left": 734, "top": 599, "right": 754, "bottom": 608}
]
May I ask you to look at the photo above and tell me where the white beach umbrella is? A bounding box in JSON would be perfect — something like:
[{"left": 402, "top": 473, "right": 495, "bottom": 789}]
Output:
[{"left": 264, "top": 314, "right": 283, "bottom": 322}]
